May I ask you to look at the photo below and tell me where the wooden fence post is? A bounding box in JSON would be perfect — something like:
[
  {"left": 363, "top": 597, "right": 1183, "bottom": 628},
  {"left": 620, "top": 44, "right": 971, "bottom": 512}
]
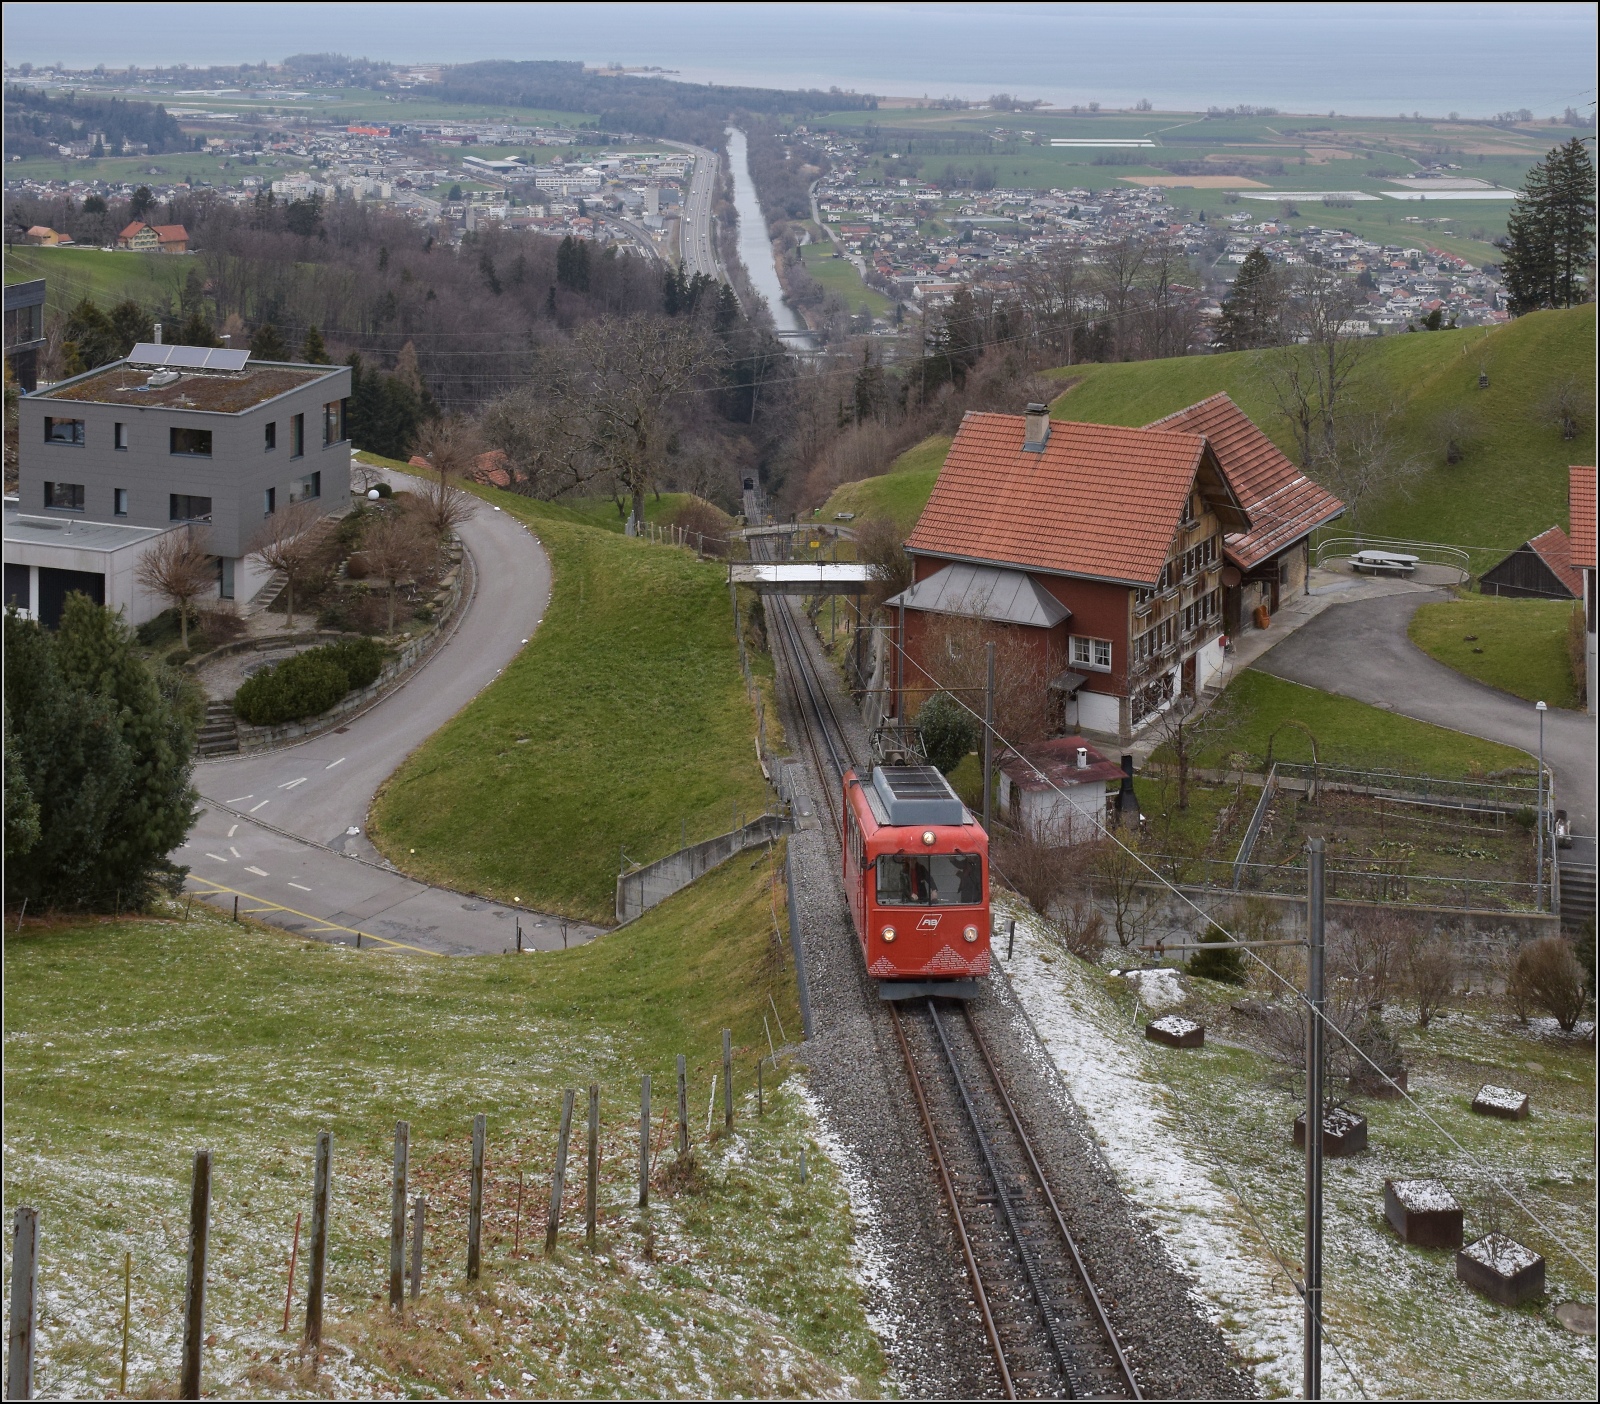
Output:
[
  {"left": 676, "top": 1055, "right": 689, "bottom": 1155},
  {"left": 179, "top": 1149, "right": 211, "bottom": 1401},
  {"left": 120, "top": 1250, "right": 131, "bottom": 1395},
  {"left": 6, "top": 1205, "right": 39, "bottom": 1402},
  {"left": 467, "top": 1113, "right": 486, "bottom": 1279},
  {"left": 722, "top": 1030, "right": 734, "bottom": 1131},
  {"left": 546, "top": 1091, "right": 575, "bottom": 1253},
  {"left": 758, "top": 1058, "right": 764, "bottom": 1118},
  {"left": 409, "top": 1196, "right": 425, "bottom": 1301},
  {"left": 305, "top": 1131, "right": 331, "bottom": 1349},
  {"left": 281, "top": 1213, "right": 301, "bottom": 1332},
  {"left": 389, "top": 1122, "right": 409, "bottom": 1310},
  {"left": 638, "top": 1074, "right": 651, "bottom": 1208},
  {"left": 585, "top": 1085, "right": 600, "bottom": 1250}
]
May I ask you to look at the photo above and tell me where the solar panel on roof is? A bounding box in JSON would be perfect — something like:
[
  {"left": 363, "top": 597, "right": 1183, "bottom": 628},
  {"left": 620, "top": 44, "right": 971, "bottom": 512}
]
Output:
[{"left": 126, "top": 343, "right": 251, "bottom": 372}]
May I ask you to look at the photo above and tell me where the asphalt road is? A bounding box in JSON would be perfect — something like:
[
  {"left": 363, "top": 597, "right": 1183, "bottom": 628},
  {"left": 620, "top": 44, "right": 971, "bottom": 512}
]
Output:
[
  {"left": 665, "top": 139, "right": 721, "bottom": 281},
  {"left": 1254, "top": 589, "right": 1597, "bottom": 850},
  {"left": 182, "top": 482, "right": 606, "bottom": 955}
]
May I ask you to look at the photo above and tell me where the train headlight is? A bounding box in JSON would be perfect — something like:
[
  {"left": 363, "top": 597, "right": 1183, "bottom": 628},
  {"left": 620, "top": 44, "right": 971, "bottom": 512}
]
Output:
[
  {"left": 922, "top": 830, "right": 936, "bottom": 846},
  {"left": 881, "top": 925, "right": 897, "bottom": 943},
  {"left": 963, "top": 925, "right": 979, "bottom": 943}
]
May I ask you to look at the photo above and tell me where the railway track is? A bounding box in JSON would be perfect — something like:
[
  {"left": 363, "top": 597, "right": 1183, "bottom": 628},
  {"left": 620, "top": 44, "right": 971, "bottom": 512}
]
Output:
[{"left": 757, "top": 548, "right": 1140, "bottom": 1400}]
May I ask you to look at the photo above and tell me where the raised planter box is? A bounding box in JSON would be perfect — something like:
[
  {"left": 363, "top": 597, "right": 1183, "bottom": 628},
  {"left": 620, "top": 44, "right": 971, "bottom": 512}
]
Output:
[
  {"left": 1293, "top": 1106, "right": 1368, "bottom": 1157},
  {"left": 1384, "top": 1178, "right": 1464, "bottom": 1249},
  {"left": 1456, "top": 1233, "right": 1544, "bottom": 1306},
  {"left": 1145, "top": 1014, "right": 1204, "bottom": 1048},
  {"left": 1471, "top": 1084, "right": 1529, "bottom": 1120}
]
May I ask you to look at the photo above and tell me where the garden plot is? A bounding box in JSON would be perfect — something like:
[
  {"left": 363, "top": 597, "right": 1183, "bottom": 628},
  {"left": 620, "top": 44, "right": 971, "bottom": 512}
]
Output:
[{"left": 1000, "top": 900, "right": 1597, "bottom": 1401}]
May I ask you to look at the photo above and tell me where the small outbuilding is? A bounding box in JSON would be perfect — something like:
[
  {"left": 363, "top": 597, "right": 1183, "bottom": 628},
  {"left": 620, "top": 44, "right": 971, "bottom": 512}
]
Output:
[
  {"left": 1479, "top": 525, "right": 1581, "bottom": 600},
  {"left": 995, "top": 735, "right": 1123, "bottom": 842}
]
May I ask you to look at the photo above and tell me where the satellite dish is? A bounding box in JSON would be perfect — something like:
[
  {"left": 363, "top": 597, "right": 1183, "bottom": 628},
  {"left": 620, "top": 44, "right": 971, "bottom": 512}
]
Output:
[{"left": 367, "top": 488, "right": 381, "bottom": 500}]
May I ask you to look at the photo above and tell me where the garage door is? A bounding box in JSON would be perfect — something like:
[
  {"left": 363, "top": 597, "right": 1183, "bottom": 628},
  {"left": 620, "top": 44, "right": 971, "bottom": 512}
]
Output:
[{"left": 37, "top": 567, "right": 105, "bottom": 628}]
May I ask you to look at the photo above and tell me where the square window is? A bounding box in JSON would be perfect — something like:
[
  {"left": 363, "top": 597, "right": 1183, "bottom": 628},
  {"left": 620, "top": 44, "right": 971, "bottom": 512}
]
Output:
[
  {"left": 264, "top": 421, "right": 277, "bottom": 451},
  {"left": 44, "top": 417, "right": 84, "bottom": 445},
  {"left": 114, "top": 422, "right": 129, "bottom": 450},
  {"left": 170, "top": 426, "right": 213, "bottom": 456},
  {"left": 289, "top": 471, "right": 320, "bottom": 504},
  {"left": 114, "top": 488, "right": 129, "bottom": 516},
  {"left": 44, "top": 481, "right": 85, "bottom": 511}
]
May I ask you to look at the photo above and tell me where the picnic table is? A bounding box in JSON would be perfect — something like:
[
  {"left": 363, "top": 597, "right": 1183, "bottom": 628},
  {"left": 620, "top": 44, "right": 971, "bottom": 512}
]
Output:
[{"left": 1349, "top": 549, "right": 1419, "bottom": 576}]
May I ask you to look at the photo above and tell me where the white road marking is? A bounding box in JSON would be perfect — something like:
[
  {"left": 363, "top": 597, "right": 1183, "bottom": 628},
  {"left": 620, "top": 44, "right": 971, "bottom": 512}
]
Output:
[
  {"left": 206, "top": 853, "right": 229, "bottom": 863},
  {"left": 281, "top": 777, "right": 307, "bottom": 790},
  {"left": 325, "top": 757, "right": 345, "bottom": 770},
  {"left": 288, "top": 882, "right": 312, "bottom": 892},
  {"left": 246, "top": 866, "right": 270, "bottom": 877},
  {"left": 226, "top": 824, "right": 238, "bottom": 838},
  {"left": 229, "top": 846, "right": 242, "bottom": 858},
  {"left": 249, "top": 800, "right": 270, "bottom": 813},
  {"left": 225, "top": 795, "right": 252, "bottom": 804}
]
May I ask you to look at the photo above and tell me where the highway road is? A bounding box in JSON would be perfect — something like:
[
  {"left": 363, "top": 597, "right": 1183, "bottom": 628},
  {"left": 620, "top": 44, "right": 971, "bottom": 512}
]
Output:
[
  {"left": 182, "top": 471, "right": 606, "bottom": 955},
  {"left": 663, "top": 139, "right": 724, "bottom": 282}
]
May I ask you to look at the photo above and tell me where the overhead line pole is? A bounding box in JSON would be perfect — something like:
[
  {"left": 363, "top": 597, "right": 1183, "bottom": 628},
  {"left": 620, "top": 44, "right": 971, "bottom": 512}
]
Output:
[{"left": 1303, "top": 837, "right": 1325, "bottom": 1403}]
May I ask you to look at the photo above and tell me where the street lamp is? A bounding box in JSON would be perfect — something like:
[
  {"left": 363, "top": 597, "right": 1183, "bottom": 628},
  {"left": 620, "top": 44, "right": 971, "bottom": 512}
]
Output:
[{"left": 1535, "top": 700, "right": 1548, "bottom": 910}]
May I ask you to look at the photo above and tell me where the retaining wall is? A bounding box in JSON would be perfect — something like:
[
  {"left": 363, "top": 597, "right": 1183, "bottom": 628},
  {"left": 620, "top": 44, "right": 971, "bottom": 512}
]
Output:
[{"left": 615, "top": 813, "right": 792, "bottom": 924}]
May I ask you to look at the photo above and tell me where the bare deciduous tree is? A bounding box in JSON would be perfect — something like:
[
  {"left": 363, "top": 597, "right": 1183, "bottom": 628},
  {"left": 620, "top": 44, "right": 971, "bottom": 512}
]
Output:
[
  {"left": 994, "top": 813, "right": 1075, "bottom": 917},
  {"left": 247, "top": 500, "right": 326, "bottom": 630},
  {"left": 1538, "top": 376, "right": 1590, "bottom": 441},
  {"left": 362, "top": 507, "right": 438, "bottom": 633},
  {"left": 1402, "top": 928, "right": 1457, "bottom": 1029},
  {"left": 1084, "top": 835, "right": 1156, "bottom": 949},
  {"left": 134, "top": 525, "right": 215, "bottom": 648},
  {"left": 1312, "top": 403, "right": 1424, "bottom": 523},
  {"left": 924, "top": 611, "right": 1052, "bottom": 745},
  {"left": 1267, "top": 266, "right": 1367, "bottom": 469},
  {"left": 409, "top": 418, "right": 479, "bottom": 540}
]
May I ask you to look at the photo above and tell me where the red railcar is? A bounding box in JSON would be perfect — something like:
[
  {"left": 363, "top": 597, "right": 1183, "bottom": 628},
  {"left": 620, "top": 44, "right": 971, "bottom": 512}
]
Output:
[{"left": 842, "top": 764, "right": 991, "bottom": 998}]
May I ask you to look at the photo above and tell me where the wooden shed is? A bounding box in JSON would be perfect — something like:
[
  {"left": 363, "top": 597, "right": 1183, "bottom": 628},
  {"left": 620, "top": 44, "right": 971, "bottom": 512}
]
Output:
[{"left": 1479, "top": 526, "right": 1580, "bottom": 600}]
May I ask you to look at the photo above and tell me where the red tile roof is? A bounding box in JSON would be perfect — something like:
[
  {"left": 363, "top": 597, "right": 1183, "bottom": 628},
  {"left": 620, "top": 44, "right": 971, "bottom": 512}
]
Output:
[
  {"left": 117, "top": 220, "right": 147, "bottom": 240},
  {"left": 153, "top": 224, "right": 188, "bottom": 243},
  {"left": 1526, "top": 525, "right": 1584, "bottom": 598},
  {"left": 1146, "top": 394, "right": 1344, "bottom": 570},
  {"left": 997, "top": 737, "right": 1125, "bottom": 791},
  {"left": 1570, "top": 466, "right": 1596, "bottom": 570},
  {"left": 904, "top": 413, "right": 1236, "bottom": 586}
]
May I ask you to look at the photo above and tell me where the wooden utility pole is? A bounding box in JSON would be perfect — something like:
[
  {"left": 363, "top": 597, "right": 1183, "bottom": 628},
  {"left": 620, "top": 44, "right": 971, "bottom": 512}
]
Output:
[
  {"left": 306, "top": 1132, "right": 331, "bottom": 1348},
  {"left": 467, "top": 1114, "right": 486, "bottom": 1279},
  {"left": 676, "top": 1055, "right": 689, "bottom": 1154},
  {"left": 179, "top": 1150, "right": 211, "bottom": 1401},
  {"left": 6, "top": 1206, "right": 38, "bottom": 1401},
  {"left": 982, "top": 640, "right": 996, "bottom": 833},
  {"left": 1304, "top": 838, "right": 1326, "bottom": 1402}
]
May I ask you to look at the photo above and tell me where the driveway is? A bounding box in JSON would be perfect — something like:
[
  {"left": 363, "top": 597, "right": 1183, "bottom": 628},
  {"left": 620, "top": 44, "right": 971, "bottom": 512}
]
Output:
[
  {"left": 1254, "top": 589, "right": 1597, "bottom": 853},
  {"left": 182, "top": 479, "right": 606, "bottom": 954}
]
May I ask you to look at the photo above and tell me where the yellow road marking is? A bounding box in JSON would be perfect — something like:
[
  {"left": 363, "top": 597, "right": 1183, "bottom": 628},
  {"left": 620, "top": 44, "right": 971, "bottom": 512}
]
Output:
[{"left": 187, "top": 880, "right": 443, "bottom": 956}]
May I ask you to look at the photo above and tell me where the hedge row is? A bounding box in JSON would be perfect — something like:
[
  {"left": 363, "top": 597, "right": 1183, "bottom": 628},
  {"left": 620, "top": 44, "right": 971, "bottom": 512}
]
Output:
[{"left": 232, "top": 637, "right": 388, "bottom": 727}]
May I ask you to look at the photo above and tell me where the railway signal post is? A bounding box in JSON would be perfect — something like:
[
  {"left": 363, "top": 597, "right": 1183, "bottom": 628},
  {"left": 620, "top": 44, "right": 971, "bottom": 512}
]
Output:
[{"left": 1304, "top": 838, "right": 1326, "bottom": 1401}]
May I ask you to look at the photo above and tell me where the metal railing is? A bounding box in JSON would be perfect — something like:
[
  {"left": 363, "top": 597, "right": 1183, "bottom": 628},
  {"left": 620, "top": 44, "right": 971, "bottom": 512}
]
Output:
[
  {"left": 1231, "top": 763, "right": 1278, "bottom": 888},
  {"left": 1312, "top": 533, "right": 1471, "bottom": 581}
]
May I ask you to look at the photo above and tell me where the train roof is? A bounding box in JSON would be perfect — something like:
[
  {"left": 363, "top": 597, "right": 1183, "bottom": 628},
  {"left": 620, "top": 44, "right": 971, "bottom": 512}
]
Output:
[{"left": 867, "top": 765, "right": 968, "bottom": 826}]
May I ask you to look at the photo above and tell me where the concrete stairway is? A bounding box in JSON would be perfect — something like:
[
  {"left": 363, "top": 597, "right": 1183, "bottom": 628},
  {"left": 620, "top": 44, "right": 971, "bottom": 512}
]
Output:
[
  {"left": 197, "top": 699, "right": 239, "bottom": 758},
  {"left": 1558, "top": 861, "right": 1595, "bottom": 937}
]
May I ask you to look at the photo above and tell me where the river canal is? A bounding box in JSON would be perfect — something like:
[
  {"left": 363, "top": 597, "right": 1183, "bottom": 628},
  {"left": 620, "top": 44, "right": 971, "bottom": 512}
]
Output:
[{"left": 725, "top": 127, "right": 818, "bottom": 351}]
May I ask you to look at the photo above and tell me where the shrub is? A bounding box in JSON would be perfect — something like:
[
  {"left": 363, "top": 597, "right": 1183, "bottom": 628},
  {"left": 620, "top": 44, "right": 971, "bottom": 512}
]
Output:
[
  {"left": 374, "top": 481, "right": 393, "bottom": 498},
  {"left": 1403, "top": 931, "right": 1457, "bottom": 1029},
  {"left": 320, "top": 636, "right": 386, "bottom": 690},
  {"left": 993, "top": 814, "right": 1073, "bottom": 918},
  {"left": 1187, "top": 922, "right": 1246, "bottom": 984},
  {"left": 197, "top": 608, "right": 246, "bottom": 649},
  {"left": 344, "top": 551, "right": 372, "bottom": 580},
  {"left": 918, "top": 691, "right": 978, "bottom": 774},
  {"left": 233, "top": 651, "right": 351, "bottom": 726},
  {"left": 1508, "top": 936, "right": 1588, "bottom": 1032},
  {"left": 668, "top": 498, "right": 735, "bottom": 556},
  {"left": 1052, "top": 896, "right": 1107, "bottom": 962}
]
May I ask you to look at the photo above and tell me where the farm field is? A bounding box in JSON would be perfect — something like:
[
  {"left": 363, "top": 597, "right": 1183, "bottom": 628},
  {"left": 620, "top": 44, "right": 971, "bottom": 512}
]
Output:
[
  {"left": 1408, "top": 597, "right": 1584, "bottom": 711},
  {"left": 1, "top": 852, "right": 884, "bottom": 1400},
  {"left": 368, "top": 477, "right": 771, "bottom": 923},
  {"left": 816, "top": 306, "right": 1591, "bottom": 570},
  {"left": 3, "top": 245, "right": 187, "bottom": 316},
  {"left": 1005, "top": 906, "right": 1597, "bottom": 1401},
  {"left": 801, "top": 240, "right": 892, "bottom": 316}
]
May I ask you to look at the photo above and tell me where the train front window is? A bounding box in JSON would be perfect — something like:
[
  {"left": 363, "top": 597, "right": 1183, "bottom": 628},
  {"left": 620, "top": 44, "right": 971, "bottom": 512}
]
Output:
[{"left": 876, "top": 854, "right": 983, "bottom": 906}]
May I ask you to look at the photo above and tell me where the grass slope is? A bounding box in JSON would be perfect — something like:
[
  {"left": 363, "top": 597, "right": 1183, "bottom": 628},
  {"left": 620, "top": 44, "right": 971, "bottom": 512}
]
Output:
[
  {"left": 1212, "top": 670, "right": 1532, "bottom": 777},
  {"left": 819, "top": 434, "right": 952, "bottom": 532},
  {"left": 1408, "top": 597, "right": 1584, "bottom": 711},
  {"left": 368, "top": 481, "right": 770, "bottom": 922},
  {"left": 3, "top": 245, "right": 186, "bottom": 315},
  {"left": 2, "top": 858, "right": 884, "bottom": 1399}
]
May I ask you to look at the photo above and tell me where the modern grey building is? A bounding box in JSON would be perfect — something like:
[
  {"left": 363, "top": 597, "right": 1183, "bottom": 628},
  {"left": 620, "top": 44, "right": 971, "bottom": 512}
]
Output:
[
  {"left": 9, "top": 345, "right": 350, "bottom": 624},
  {"left": 4, "top": 278, "right": 47, "bottom": 393}
]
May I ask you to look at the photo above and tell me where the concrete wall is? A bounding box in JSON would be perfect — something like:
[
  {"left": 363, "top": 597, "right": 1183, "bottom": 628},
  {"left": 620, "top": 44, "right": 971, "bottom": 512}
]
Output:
[
  {"left": 616, "top": 813, "right": 792, "bottom": 924},
  {"left": 19, "top": 363, "right": 351, "bottom": 559}
]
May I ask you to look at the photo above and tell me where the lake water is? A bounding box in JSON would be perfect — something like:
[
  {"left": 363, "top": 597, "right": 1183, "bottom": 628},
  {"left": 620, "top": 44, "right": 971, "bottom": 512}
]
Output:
[
  {"left": 725, "top": 127, "right": 818, "bottom": 351},
  {"left": 10, "top": 3, "right": 1594, "bottom": 119}
]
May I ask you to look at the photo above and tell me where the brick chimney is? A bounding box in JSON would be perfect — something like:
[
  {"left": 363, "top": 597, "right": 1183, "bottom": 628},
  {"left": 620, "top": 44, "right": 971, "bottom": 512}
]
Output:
[{"left": 1023, "top": 402, "right": 1050, "bottom": 453}]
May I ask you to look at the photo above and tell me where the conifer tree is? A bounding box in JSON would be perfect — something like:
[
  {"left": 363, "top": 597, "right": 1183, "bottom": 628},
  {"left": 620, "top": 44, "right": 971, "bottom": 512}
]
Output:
[
  {"left": 301, "top": 324, "right": 331, "bottom": 364},
  {"left": 1501, "top": 138, "right": 1597, "bottom": 314},
  {"left": 1216, "top": 247, "right": 1284, "bottom": 351},
  {"left": 4, "top": 705, "right": 40, "bottom": 866},
  {"left": 250, "top": 322, "right": 289, "bottom": 361}
]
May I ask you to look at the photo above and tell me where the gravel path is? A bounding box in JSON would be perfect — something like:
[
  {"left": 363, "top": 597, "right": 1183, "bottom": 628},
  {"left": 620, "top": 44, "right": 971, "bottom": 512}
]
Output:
[{"left": 770, "top": 594, "right": 1258, "bottom": 1399}]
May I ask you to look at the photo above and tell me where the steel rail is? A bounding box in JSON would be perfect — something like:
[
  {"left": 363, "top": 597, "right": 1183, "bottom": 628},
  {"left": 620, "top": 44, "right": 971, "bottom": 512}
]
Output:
[
  {"left": 888, "top": 1002, "right": 1015, "bottom": 1400},
  {"left": 926, "top": 1000, "right": 1085, "bottom": 1398},
  {"left": 963, "top": 1008, "right": 1143, "bottom": 1400}
]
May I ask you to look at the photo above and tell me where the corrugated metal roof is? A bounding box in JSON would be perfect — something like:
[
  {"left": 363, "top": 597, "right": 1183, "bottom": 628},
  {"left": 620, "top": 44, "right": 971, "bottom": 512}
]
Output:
[
  {"left": 885, "top": 561, "right": 1071, "bottom": 628},
  {"left": 1146, "top": 393, "right": 1345, "bottom": 570}
]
